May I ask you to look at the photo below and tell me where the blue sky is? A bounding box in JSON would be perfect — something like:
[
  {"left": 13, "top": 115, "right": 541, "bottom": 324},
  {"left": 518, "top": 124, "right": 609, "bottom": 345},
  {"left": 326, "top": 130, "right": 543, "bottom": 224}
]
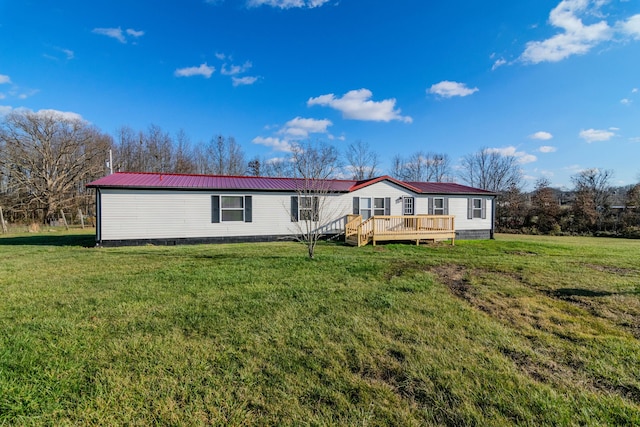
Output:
[{"left": 1, "top": 0, "right": 639, "bottom": 188}]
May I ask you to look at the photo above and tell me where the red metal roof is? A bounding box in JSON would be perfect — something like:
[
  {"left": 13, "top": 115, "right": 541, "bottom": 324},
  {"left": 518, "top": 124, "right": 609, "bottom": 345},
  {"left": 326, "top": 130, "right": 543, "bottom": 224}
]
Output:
[
  {"left": 405, "top": 181, "right": 495, "bottom": 195},
  {"left": 87, "top": 172, "right": 495, "bottom": 195}
]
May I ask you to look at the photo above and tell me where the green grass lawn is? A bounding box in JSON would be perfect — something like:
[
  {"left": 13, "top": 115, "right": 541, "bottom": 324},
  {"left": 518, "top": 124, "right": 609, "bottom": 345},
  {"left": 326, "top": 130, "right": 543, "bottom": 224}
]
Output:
[{"left": 1, "top": 230, "right": 639, "bottom": 425}]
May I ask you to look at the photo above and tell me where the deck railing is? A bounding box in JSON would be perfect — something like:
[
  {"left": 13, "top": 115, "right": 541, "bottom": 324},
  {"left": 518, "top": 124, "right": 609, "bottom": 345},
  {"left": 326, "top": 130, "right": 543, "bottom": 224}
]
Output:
[{"left": 345, "top": 214, "right": 455, "bottom": 246}]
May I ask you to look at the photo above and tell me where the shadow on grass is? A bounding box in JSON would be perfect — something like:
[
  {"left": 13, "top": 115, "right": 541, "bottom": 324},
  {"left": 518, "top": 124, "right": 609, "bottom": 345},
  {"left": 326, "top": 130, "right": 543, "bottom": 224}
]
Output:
[{"left": 0, "top": 233, "right": 96, "bottom": 247}]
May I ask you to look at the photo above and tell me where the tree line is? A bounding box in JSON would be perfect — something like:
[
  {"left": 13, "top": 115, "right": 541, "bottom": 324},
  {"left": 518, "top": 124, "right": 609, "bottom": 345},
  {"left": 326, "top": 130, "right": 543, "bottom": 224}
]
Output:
[{"left": 1, "top": 109, "right": 638, "bottom": 237}]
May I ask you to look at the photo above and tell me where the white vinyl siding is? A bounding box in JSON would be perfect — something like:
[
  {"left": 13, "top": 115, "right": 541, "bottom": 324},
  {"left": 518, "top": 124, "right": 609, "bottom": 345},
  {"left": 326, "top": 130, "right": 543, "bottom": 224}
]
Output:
[{"left": 99, "top": 189, "right": 352, "bottom": 241}]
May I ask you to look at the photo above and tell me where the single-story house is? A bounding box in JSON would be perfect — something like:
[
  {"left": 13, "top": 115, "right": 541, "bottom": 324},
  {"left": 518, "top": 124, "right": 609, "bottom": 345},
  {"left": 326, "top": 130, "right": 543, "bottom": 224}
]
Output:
[{"left": 86, "top": 172, "right": 496, "bottom": 246}]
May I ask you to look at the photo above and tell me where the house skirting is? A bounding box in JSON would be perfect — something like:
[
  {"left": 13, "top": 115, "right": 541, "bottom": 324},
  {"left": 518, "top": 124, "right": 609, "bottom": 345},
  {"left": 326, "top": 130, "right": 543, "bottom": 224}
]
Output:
[
  {"left": 455, "top": 229, "right": 492, "bottom": 240},
  {"left": 96, "top": 229, "right": 491, "bottom": 247},
  {"left": 97, "top": 234, "right": 300, "bottom": 247}
]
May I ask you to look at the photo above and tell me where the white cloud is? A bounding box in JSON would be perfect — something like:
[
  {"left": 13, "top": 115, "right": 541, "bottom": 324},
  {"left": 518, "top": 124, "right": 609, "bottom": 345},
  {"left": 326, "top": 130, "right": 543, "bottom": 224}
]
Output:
[
  {"left": 16, "top": 89, "right": 39, "bottom": 99},
  {"left": 232, "top": 76, "right": 258, "bottom": 86},
  {"left": 61, "top": 49, "right": 74, "bottom": 59},
  {"left": 307, "top": 88, "right": 412, "bottom": 123},
  {"left": 539, "top": 145, "right": 558, "bottom": 153},
  {"left": 579, "top": 128, "right": 615, "bottom": 142},
  {"left": 492, "top": 58, "right": 507, "bottom": 71},
  {"left": 247, "top": 0, "right": 330, "bottom": 8},
  {"left": 621, "top": 98, "right": 632, "bottom": 105},
  {"left": 126, "top": 29, "right": 145, "bottom": 38},
  {"left": 428, "top": 81, "right": 479, "bottom": 98},
  {"left": 175, "top": 63, "right": 215, "bottom": 78},
  {"left": 92, "top": 27, "right": 144, "bottom": 43},
  {"left": 44, "top": 47, "right": 75, "bottom": 61},
  {"left": 629, "top": 137, "right": 640, "bottom": 143},
  {"left": 0, "top": 74, "right": 10, "bottom": 84},
  {"left": 3, "top": 107, "right": 83, "bottom": 121},
  {"left": 221, "top": 61, "right": 253, "bottom": 76},
  {"left": 619, "top": 14, "right": 640, "bottom": 39},
  {"left": 280, "top": 117, "right": 332, "bottom": 138},
  {"left": 530, "top": 131, "right": 553, "bottom": 140},
  {"left": 252, "top": 136, "right": 293, "bottom": 152},
  {"left": 92, "top": 27, "right": 127, "bottom": 43},
  {"left": 633, "top": 88, "right": 639, "bottom": 93},
  {"left": 521, "top": 0, "right": 612, "bottom": 64},
  {"left": 521, "top": 2, "right": 640, "bottom": 64},
  {"left": 487, "top": 146, "right": 537, "bottom": 164},
  {"left": 34, "top": 109, "right": 84, "bottom": 122}
]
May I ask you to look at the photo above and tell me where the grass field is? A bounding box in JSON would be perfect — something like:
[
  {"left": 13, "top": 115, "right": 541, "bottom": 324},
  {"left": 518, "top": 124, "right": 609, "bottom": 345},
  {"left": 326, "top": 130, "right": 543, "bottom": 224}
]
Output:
[{"left": 1, "top": 230, "right": 639, "bottom": 425}]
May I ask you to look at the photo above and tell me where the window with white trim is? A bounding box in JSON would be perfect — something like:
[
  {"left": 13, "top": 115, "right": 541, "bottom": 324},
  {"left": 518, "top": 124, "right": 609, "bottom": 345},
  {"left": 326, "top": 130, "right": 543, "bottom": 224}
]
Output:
[
  {"left": 374, "top": 198, "right": 386, "bottom": 216},
  {"left": 360, "top": 197, "right": 372, "bottom": 220},
  {"left": 434, "top": 197, "right": 445, "bottom": 215},
  {"left": 221, "top": 196, "right": 244, "bottom": 221},
  {"left": 212, "top": 195, "right": 252, "bottom": 223},
  {"left": 472, "top": 198, "right": 483, "bottom": 219},
  {"left": 403, "top": 197, "right": 414, "bottom": 215}
]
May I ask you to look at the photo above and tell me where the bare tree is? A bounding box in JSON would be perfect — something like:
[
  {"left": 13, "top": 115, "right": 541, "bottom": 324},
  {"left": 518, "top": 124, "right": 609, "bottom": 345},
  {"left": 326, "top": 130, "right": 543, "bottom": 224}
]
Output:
[
  {"left": 192, "top": 143, "right": 210, "bottom": 175},
  {"left": 458, "top": 148, "right": 522, "bottom": 192},
  {"left": 261, "top": 156, "right": 296, "bottom": 178},
  {"left": 112, "top": 125, "right": 139, "bottom": 172},
  {"left": 389, "top": 151, "right": 451, "bottom": 182},
  {"left": 345, "top": 140, "right": 380, "bottom": 180},
  {"left": 402, "top": 152, "right": 429, "bottom": 181},
  {"left": 390, "top": 155, "right": 405, "bottom": 180},
  {"left": 145, "top": 124, "right": 173, "bottom": 172},
  {"left": 289, "top": 141, "right": 341, "bottom": 259},
  {"left": 571, "top": 168, "right": 613, "bottom": 231},
  {"left": 622, "top": 184, "right": 640, "bottom": 230},
  {"left": 173, "top": 129, "right": 196, "bottom": 174},
  {"left": 0, "top": 110, "right": 111, "bottom": 223},
  {"left": 207, "top": 135, "right": 246, "bottom": 176},
  {"left": 113, "top": 124, "right": 187, "bottom": 173},
  {"left": 530, "top": 178, "right": 560, "bottom": 233},
  {"left": 496, "top": 183, "right": 527, "bottom": 231},
  {"left": 247, "top": 157, "right": 261, "bottom": 176},
  {"left": 427, "top": 152, "right": 452, "bottom": 182}
]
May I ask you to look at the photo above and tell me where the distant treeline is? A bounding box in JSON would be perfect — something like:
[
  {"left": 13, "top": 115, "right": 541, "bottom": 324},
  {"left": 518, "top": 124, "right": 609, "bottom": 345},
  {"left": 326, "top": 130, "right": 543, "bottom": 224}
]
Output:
[{"left": 1, "top": 110, "right": 639, "bottom": 236}]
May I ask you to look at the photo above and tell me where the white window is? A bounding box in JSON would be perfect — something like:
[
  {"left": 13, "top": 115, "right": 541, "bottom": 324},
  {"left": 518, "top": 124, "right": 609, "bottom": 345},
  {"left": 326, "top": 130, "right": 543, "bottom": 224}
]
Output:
[
  {"left": 221, "top": 196, "right": 244, "bottom": 221},
  {"left": 472, "top": 198, "right": 482, "bottom": 219},
  {"left": 434, "top": 197, "right": 445, "bottom": 215},
  {"left": 403, "top": 197, "right": 414, "bottom": 215},
  {"left": 360, "top": 197, "right": 372, "bottom": 220}
]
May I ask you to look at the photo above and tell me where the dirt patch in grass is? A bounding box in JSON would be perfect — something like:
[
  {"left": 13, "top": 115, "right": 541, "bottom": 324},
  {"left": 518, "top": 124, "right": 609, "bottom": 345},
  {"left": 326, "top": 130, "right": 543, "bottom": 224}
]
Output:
[
  {"left": 429, "top": 264, "right": 476, "bottom": 300},
  {"left": 430, "top": 264, "right": 640, "bottom": 405},
  {"left": 504, "top": 250, "right": 538, "bottom": 256},
  {"left": 583, "top": 263, "right": 638, "bottom": 276}
]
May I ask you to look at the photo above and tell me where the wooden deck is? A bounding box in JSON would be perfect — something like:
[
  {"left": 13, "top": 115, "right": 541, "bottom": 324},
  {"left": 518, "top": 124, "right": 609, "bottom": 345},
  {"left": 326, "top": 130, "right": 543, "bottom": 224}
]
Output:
[{"left": 345, "top": 214, "right": 455, "bottom": 247}]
